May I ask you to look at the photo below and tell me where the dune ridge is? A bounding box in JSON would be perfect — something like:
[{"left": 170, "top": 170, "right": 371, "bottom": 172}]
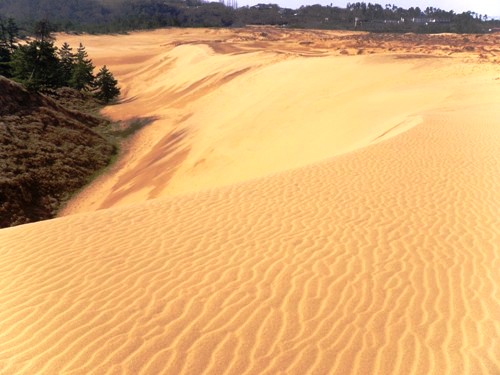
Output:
[
  {"left": 1, "top": 28, "right": 499, "bottom": 374},
  {"left": 57, "top": 28, "right": 500, "bottom": 214}
]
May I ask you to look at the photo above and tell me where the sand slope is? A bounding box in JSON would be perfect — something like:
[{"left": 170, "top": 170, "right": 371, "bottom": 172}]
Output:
[
  {"left": 1, "top": 93, "right": 499, "bottom": 375},
  {"left": 57, "top": 28, "right": 500, "bottom": 214},
  {"left": 1, "top": 28, "right": 499, "bottom": 374}
]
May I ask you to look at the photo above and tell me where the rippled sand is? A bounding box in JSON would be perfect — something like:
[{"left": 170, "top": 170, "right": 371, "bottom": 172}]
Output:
[{"left": 1, "top": 28, "right": 499, "bottom": 374}]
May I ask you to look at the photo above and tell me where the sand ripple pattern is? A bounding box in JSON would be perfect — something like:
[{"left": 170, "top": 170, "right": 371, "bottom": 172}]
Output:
[{"left": 1, "top": 108, "right": 499, "bottom": 374}]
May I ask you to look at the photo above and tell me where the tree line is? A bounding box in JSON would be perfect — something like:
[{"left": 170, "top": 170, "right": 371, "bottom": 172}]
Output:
[
  {"left": 0, "top": 20, "right": 120, "bottom": 103},
  {"left": 0, "top": 1, "right": 498, "bottom": 34}
]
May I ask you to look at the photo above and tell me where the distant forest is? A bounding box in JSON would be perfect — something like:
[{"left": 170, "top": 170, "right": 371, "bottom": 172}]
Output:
[{"left": 0, "top": 0, "right": 498, "bottom": 34}]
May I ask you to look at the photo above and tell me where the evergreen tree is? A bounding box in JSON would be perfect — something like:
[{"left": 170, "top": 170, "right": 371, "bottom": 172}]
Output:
[
  {"left": 0, "top": 45, "right": 11, "bottom": 77},
  {"left": 9, "top": 19, "right": 62, "bottom": 88},
  {"left": 33, "top": 20, "right": 54, "bottom": 43},
  {"left": 0, "top": 19, "right": 12, "bottom": 77},
  {"left": 6, "top": 18, "right": 19, "bottom": 50},
  {"left": 94, "top": 65, "right": 120, "bottom": 103},
  {"left": 70, "top": 43, "right": 95, "bottom": 90},
  {"left": 11, "top": 40, "right": 61, "bottom": 90},
  {"left": 0, "top": 18, "right": 20, "bottom": 78},
  {"left": 0, "top": 19, "right": 8, "bottom": 49},
  {"left": 58, "top": 42, "right": 75, "bottom": 86}
]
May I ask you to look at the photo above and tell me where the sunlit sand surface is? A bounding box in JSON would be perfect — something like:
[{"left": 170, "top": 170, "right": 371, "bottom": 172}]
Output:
[{"left": 1, "top": 28, "right": 499, "bottom": 374}]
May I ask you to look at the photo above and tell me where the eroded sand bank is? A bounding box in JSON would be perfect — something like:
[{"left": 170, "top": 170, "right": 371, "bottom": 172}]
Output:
[{"left": 0, "top": 28, "right": 499, "bottom": 374}]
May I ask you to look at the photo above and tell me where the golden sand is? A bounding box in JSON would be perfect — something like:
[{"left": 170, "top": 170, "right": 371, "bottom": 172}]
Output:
[
  {"left": 0, "top": 28, "right": 499, "bottom": 374},
  {"left": 56, "top": 28, "right": 500, "bottom": 213}
]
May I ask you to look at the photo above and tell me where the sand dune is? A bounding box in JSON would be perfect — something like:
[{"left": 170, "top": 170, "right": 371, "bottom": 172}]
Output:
[
  {"left": 57, "top": 28, "right": 500, "bottom": 214},
  {"left": 1, "top": 28, "right": 499, "bottom": 374}
]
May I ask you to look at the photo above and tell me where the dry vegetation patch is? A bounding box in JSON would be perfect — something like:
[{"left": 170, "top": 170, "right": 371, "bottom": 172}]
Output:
[{"left": 0, "top": 77, "right": 116, "bottom": 227}]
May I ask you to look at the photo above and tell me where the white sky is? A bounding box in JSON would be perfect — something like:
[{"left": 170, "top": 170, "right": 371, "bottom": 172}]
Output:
[{"left": 235, "top": 1, "right": 500, "bottom": 17}]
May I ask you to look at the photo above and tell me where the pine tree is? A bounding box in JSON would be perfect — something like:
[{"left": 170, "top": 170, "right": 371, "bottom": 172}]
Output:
[
  {"left": 11, "top": 40, "right": 61, "bottom": 90},
  {"left": 0, "top": 45, "right": 11, "bottom": 77},
  {"left": 94, "top": 65, "right": 120, "bottom": 103},
  {"left": 33, "top": 20, "right": 54, "bottom": 43},
  {"left": 0, "top": 18, "right": 17, "bottom": 77},
  {"left": 0, "top": 20, "right": 11, "bottom": 77},
  {"left": 58, "top": 42, "right": 75, "bottom": 86},
  {"left": 70, "top": 43, "right": 95, "bottom": 90},
  {"left": 6, "top": 18, "right": 19, "bottom": 50},
  {"left": 9, "top": 19, "right": 62, "bottom": 89}
]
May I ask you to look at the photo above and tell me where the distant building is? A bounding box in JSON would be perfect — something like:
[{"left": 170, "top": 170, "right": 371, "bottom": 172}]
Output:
[
  {"left": 412, "top": 17, "right": 429, "bottom": 24},
  {"left": 411, "top": 17, "right": 450, "bottom": 24},
  {"left": 250, "top": 4, "right": 278, "bottom": 10}
]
